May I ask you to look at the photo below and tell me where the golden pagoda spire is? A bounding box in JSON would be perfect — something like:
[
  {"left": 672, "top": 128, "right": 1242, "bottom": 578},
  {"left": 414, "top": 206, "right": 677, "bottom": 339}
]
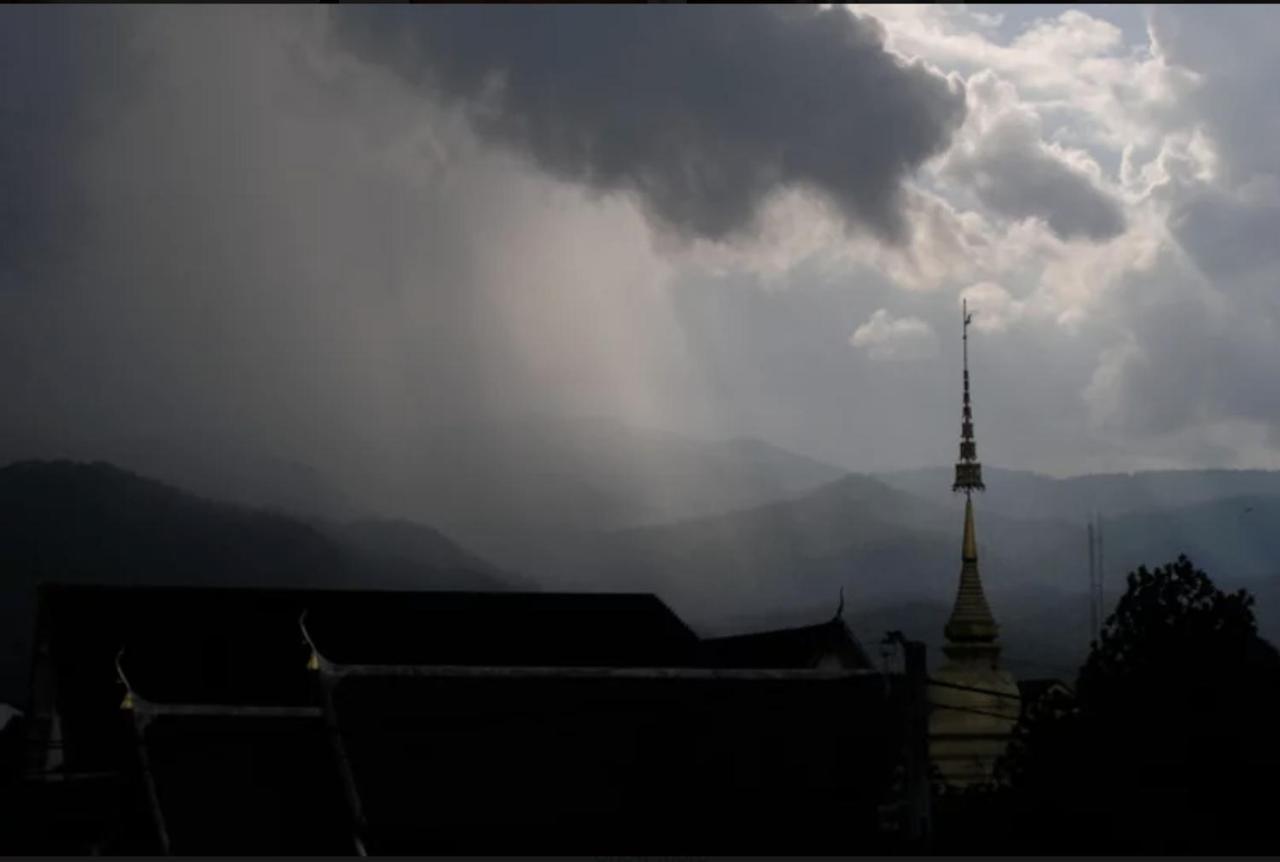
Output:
[
  {"left": 945, "top": 300, "right": 999, "bottom": 650},
  {"left": 928, "top": 302, "right": 1019, "bottom": 789}
]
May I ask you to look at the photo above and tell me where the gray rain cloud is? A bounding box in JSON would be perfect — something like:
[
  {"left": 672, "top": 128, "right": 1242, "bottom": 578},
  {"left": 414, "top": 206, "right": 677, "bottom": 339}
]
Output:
[
  {"left": 944, "top": 108, "right": 1126, "bottom": 241},
  {"left": 7, "top": 1, "right": 1280, "bottom": 520},
  {"left": 330, "top": 5, "right": 967, "bottom": 243}
]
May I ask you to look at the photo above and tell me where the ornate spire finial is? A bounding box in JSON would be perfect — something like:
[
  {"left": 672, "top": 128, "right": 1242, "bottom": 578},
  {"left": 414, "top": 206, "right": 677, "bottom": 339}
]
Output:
[
  {"left": 945, "top": 299, "right": 998, "bottom": 648},
  {"left": 953, "top": 298, "right": 984, "bottom": 495}
]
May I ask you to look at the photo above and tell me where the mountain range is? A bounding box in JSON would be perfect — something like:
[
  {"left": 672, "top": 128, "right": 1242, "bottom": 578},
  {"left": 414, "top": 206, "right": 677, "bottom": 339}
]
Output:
[
  {"left": 3, "top": 418, "right": 1280, "bottom": 706},
  {"left": 0, "top": 460, "right": 516, "bottom": 706},
  {"left": 362, "top": 417, "right": 851, "bottom": 534}
]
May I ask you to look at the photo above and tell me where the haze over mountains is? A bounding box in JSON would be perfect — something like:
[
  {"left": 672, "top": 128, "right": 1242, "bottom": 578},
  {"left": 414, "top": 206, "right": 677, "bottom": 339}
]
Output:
[
  {"left": 0, "top": 417, "right": 845, "bottom": 532},
  {"left": 4, "top": 417, "right": 1280, "bottom": 705},
  {"left": 0, "top": 460, "right": 514, "bottom": 706},
  {"left": 368, "top": 417, "right": 849, "bottom": 534}
]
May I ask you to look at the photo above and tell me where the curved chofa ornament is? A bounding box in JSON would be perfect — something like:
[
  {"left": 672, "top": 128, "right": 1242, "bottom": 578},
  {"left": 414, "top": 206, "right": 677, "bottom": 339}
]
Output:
[
  {"left": 927, "top": 299, "right": 1021, "bottom": 789},
  {"left": 299, "top": 609, "right": 326, "bottom": 673},
  {"left": 116, "top": 649, "right": 136, "bottom": 711}
]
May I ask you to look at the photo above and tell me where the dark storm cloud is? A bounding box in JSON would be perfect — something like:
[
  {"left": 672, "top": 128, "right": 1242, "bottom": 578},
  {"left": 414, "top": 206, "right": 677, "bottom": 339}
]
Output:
[
  {"left": 329, "top": 5, "right": 966, "bottom": 242},
  {"left": 0, "top": 6, "right": 719, "bottom": 504}
]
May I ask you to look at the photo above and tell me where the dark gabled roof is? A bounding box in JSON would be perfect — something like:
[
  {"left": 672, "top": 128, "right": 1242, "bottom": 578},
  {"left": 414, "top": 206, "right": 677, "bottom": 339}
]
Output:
[
  {"left": 302, "top": 590, "right": 701, "bottom": 668},
  {"left": 28, "top": 584, "right": 885, "bottom": 779},
  {"left": 31, "top": 584, "right": 702, "bottom": 713},
  {"left": 33, "top": 586, "right": 884, "bottom": 715},
  {"left": 700, "top": 616, "right": 872, "bottom": 670},
  {"left": 27, "top": 584, "right": 706, "bottom": 781},
  {"left": 21, "top": 584, "right": 909, "bottom": 854},
  {"left": 35, "top": 584, "right": 323, "bottom": 714}
]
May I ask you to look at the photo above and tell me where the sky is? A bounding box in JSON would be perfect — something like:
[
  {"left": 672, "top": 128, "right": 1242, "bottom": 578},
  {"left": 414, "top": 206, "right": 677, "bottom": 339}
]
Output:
[{"left": 2, "top": 5, "right": 1278, "bottom": 484}]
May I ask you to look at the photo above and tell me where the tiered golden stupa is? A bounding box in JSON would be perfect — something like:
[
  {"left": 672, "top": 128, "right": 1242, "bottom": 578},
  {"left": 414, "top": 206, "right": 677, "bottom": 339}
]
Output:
[{"left": 927, "top": 300, "right": 1021, "bottom": 788}]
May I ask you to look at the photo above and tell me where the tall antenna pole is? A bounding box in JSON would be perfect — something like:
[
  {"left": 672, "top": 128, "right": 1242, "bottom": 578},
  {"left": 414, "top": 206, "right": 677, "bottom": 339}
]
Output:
[
  {"left": 1096, "top": 514, "right": 1105, "bottom": 638},
  {"left": 1087, "top": 520, "right": 1097, "bottom": 645}
]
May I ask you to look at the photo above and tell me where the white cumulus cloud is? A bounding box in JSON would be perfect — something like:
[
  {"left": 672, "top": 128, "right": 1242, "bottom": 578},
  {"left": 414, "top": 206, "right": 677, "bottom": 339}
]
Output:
[{"left": 850, "top": 309, "right": 939, "bottom": 361}]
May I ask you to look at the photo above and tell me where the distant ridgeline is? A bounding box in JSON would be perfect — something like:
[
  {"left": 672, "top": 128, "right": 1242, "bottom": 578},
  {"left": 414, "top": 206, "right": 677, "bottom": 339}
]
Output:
[{"left": 0, "top": 460, "right": 518, "bottom": 707}]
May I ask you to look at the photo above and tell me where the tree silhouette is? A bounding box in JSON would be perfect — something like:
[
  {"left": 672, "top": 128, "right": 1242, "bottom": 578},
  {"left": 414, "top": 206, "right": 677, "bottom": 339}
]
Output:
[{"left": 1002, "top": 555, "right": 1280, "bottom": 853}]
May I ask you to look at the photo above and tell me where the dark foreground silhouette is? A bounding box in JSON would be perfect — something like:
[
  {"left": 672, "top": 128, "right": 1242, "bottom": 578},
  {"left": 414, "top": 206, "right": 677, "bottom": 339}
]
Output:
[
  {"left": 3, "top": 582, "right": 917, "bottom": 855},
  {"left": 1, "top": 461, "right": 1277, "bottom": 853}
]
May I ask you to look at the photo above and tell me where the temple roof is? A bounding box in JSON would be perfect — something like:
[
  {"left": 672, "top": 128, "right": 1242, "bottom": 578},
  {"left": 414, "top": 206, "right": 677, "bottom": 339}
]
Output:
[
  {"left": 22, "top": 583, "right": 906, "bottom": 854},
  {"left": 301, "top": 589, "right": 701, "bottom": 668},
  {"left": 32, "top": 585, "right": 708, "bottom": 714},
  {"left": 699, "top": 616, "right": 871, "bottom": 669},
  {"left": 28, "top": 584, "right": 878, "bottom": 759}
]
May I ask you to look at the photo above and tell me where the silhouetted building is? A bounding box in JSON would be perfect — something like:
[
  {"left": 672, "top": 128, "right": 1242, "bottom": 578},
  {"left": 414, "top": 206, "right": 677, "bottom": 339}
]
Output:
[
  {"left": 699, "top": 609, "right": 871, "bottom": 669},
  {"left": 928, "top": 301, "right": 1021, "bottom": 788},
  {"left": 13, "top": 583, "right": 922, "bottom": 854}
]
